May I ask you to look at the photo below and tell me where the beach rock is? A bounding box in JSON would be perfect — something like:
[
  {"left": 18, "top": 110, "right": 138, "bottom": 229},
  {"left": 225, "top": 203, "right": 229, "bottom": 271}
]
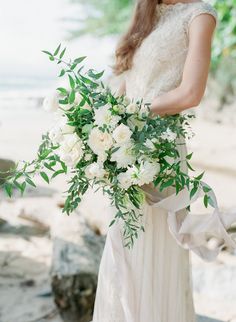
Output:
[
  {"left": 193, "top": 252, "right": 236, "bottom": 322},
  {"left": 50, "top": 212, "right": 105, "bottom": 322},
  {"left": 0, "top": 196, "right": 61, "bottom": 231},
  {"left": 0, "top": 158, "right": 15, "bottom": 184}
]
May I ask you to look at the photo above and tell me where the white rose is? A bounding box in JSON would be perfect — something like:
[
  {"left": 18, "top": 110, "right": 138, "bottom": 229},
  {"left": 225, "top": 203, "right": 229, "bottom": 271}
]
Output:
[
  {"left": 88, "top": 128, "right": 113, "bottom": 156},
  {"left": 131, "top": 161, "right": 160, "bottom": 186},
  {"left": 117, "top": 171, "right": 132, "bottom": 190},
  {"left": 160, "top": 128, "right": 177, "bottom": 142},
  {"left": 84, "top": 153, "right": 93, "bottom": 161},
  {"left": 152, "top": 137, "right": 159, "bottom": 144},
  {"left": 49, "top": 118, "right": 75, "bottom": 144},
  {"left": 126, "top": 103, "right": 138, "bottom": 114},
  {"left": 127, "top": 115, "right": 145, "bottom": 131},
  {"left": 111, "top": 142, "right": 136, "bottom": 169},
  {"left": 85, "top": 162, "right": 106, "bottom": 179},
  {"left": 112, "top": 124, "right": 132, "bottom": 145},
  {"left": 60, "top": 118, "right": 76, "bottom": 135},
  {"left": 43, "top": 91, "right": 60, "bottom": 112},
  {"left": 144, "top": 139, "right": 156, "bottom": 151},
  {"left": 49, "top": 126, "right": 63, "bottom": 144},
  {"left": 59, "top": 133, "right": 84, "bottom": 167},
  {"left": 94, "top": 104, "right": 121, "bottom": 129},
  {"left": 97, "top": 153, "right": 107, "bottom": 164}
]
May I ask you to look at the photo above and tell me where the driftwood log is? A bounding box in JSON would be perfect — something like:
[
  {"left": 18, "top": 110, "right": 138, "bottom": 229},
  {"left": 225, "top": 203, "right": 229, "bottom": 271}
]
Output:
[{"left": 50, "top": 211, "right": 105, "bottom": 322}]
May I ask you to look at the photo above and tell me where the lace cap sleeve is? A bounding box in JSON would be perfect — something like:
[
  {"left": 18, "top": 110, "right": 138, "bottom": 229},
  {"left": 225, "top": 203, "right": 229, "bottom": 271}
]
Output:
[{"left": 186, "top": 2, "right": 218, "bottom": 33}]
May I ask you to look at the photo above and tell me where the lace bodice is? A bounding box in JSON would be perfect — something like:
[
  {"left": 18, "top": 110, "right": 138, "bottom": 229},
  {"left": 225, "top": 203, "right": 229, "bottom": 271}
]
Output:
[{"left": 124, "top": 1, "right": 218, "bottom": 103}]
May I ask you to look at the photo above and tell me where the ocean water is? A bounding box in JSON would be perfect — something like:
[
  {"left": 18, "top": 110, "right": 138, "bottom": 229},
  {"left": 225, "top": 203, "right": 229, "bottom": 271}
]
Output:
[
  {"left": 0, "top": 0, "right": 118, "bottom": 161},
  {"left": 0, "top": 0, "right": 118, "bottom": 99}
]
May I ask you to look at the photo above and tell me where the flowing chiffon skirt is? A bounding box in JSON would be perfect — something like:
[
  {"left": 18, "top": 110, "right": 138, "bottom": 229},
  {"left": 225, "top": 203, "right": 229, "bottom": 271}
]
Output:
[{"left": 92, "top": 203, "right": 196, "bottom": 322}]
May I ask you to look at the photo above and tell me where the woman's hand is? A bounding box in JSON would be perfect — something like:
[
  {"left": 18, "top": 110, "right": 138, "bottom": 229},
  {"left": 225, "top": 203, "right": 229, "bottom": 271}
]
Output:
[{"left": 150, "top": 13, "right": 217, "bottom": 117}]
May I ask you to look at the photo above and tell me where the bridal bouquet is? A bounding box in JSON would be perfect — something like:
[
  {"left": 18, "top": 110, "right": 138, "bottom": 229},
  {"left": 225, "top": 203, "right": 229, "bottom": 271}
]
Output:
[{"left": 1, "top": 45, "right": 213, "bottom": 247}]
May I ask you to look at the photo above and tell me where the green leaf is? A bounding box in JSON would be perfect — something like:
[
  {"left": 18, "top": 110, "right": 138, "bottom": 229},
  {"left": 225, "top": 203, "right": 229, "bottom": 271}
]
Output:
[
  {"left": 15, "top": 172, "right": 23, "bottom": 180},
  {"left": 160, "top": 178, "right": 174, "bottom": 191},
  {"left": 180, "top": 175, "right": 185, "bottom": 186},
  {"left": 74, "top": 56, "right": 86, "bottom": 64},
  {"left": 88, "top": 69, "right": 104, "bottom": 80},
  {"left": 195, "top": 172, "right": 205, "bottom": 181},
  {"left": 175, "top": 180, "right": 181, "bottom": 194},
  {"left": 13, "top": 180, "right": 26, "bottom": 194},
  {"left": 139, "top": 132, "right": 145, "bottom": 143},
  {"left": 203, "top": 185, "right": 212, "bottom": 193},
  {"left": 186, "top": 152, "right": 193, "bottom": 160},
  {"left": 58, "top": 69, "right": 66, "bottom": 77},
  {"left": 68, "top": 75, "right": 75, "bottom": 89},
  {"left": 204, "top": 194, "right": 209, "bottom": 207},
  {"left": 42, "top": 50, "right": 52, "bottom": 56},
  {"left": 54, "top": 43, "right": 61, "bottom": 56},
  {"left": 57, "top": 87, "right": 68, "bottom": 95},
  {"left": 59, "top": 47, "right": 66, "bottom": 59},
  {"left": 190, "top": 186, "right": 198, "bottom": 199},
  {"left": 60, "top": 161, "right": 67, "bottom": 173},
  {"left": 69, "top": 90, "right": 76, "bottom": 104},
  {"left": 51, "top": 169, "right": 65, "bottom": 179},
  {"left": 186, "top": 161, "right": 195, "bottom": 171},
  {"left": 39, "top": 149, "right": 51, "bottom": 160},
  {"left": 4, "top": 183, "right": 13, "bottom": 197},
  {"left": 154, "top": 176, "right": 162, "bottom": 187},
  {"left": 44, "top": 162, "right": 55, "bottom": 171},
  {"left": 13, "top": 180, "right": 22, "bottom": 191},
  {"left": 25, "top": 178, "right": 36, "bottom": 188},
  {"left": 109, "top": 219, "right": 116, "bottom": 227},
  {"left": 40, "top": 172, "right": 50, "bottom": 184},
  {"left": 70, "top": 63, "right": 77, "bottom": 70},
  {"left": 21, "top": 182, "right": 26, "bottom": 195}
]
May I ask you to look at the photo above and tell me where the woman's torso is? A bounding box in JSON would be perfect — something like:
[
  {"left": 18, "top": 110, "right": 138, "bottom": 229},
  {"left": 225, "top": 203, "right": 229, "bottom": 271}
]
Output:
[{"left": 123, "top": 1, "right": 218, "bottom": 103}]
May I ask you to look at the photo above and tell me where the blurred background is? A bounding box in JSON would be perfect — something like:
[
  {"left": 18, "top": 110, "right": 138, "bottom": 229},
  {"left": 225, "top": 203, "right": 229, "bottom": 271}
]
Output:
[{"left": 0, "top": 0, "right": 236, "bottom": 321}]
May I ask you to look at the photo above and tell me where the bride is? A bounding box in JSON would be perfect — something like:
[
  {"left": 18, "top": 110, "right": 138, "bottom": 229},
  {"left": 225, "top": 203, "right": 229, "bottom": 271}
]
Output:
[{"left": 91, "top": 0, "right": 219, "bottom": 321}]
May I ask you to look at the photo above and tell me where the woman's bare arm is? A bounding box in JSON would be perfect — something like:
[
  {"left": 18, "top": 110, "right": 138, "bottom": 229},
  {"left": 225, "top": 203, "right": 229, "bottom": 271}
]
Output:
[
  {"left": 150, "top": 13, "right": 217, "bottom": 116},
  {"left": 116, "top": 79, "right": 126, "bottom": 96}
]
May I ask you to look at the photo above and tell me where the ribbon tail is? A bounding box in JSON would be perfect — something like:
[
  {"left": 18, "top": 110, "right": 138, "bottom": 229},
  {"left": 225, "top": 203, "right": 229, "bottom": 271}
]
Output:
[{"left": 150, "top": 181, "right": 236, "bottom": 261}]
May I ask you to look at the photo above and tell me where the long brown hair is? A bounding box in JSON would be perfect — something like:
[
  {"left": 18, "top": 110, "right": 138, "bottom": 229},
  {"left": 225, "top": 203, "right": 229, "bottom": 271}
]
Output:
[{"left": 113, "top": 0, "right": 162, "bottom": 76}]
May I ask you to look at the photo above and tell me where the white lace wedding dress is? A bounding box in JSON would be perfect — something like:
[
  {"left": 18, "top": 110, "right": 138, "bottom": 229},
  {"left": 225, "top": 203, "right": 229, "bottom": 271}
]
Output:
[{"left": 91, "top": 2, "right": 235, "bottom": 322}]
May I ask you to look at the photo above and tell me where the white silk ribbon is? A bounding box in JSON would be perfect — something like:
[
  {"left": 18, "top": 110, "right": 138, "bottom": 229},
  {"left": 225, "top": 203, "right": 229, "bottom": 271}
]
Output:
[
  {"left": 145, "top": 181, "right": 236, "bottom": 261},
  {"left": 106, "top": 181, "right": 236, "bottom": 322}
]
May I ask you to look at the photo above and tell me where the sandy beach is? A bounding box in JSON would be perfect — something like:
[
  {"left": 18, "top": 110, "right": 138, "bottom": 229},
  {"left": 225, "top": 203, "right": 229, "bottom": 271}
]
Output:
[{"left": 0, "top": 90, "right": 236, "bottom": 322}]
